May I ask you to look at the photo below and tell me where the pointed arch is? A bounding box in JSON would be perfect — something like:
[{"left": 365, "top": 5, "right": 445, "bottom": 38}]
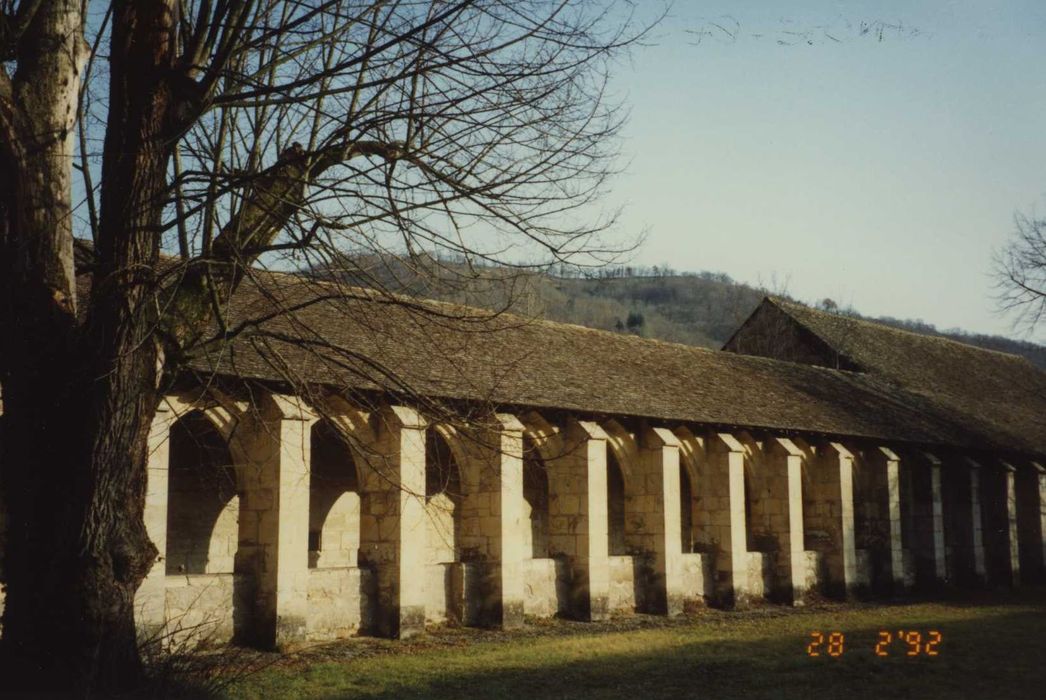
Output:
[
  {"left": 309, "top": 419, "right": 361, "bottom": 569},
  {"left": 606, "top": 449, "right": 628, "bottom": 556},
  {"left": 523, "top": 435, "right": 551, "bottom": 559},
  {"left": 166, "top": 410, "right": 239, "bottom": 575},
  {"left": 425, "top": 428, "right": 464, "bottom": 565}
]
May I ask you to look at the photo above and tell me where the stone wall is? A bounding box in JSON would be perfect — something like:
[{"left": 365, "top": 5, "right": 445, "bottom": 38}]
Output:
[
  {"left": 305, "top": 567, "right": 374, "bottom": 640},
  {"left": 311, "top": 492, "right": 360, "bottom": 568},
  {"left": 853, "top": 450, "right": 897, "bottom": 591},
  {"left": 540, "top": 419, "right": 611, "bottom": 621},
  {"left": 854, "top": 549, "right": 872, "bottom": 589},
  {"left": 607, "top": 555, "right": 644, "bottom": 613},
  {"left": 801, "top": 550, "right": 823, "bottom": 593},
  {"left": 522, "top": 557, "right": 563, "bottom": 618},
  {"left": 425, "top": 494, "right": 459, "bottom": 567},
  {"left": 745, "top": 552, "right": 771, "bottom": 600},
  {"left": 803, "top": 444, "right": 857, "bottom": 597},
  {"left": 679, "top": 553, "right": 711, "bottom": 608},
  {"left": 424, "top": 561, "right": 486, "bottom": 625},
  {"left": 902, "top": 549, "right": 917, "bottom": 588},
  {"left": 164, "top": 573, "right": 251, "bottom": 648},
  {"left": 99, "top": 393, "right": 1046, "bottom": 649},
  {"left": 744, "top": 446, "right": 790, "bottom": 554},
  {"left": 908, "top": 454, "right": 946, "bottom": 588},
  {"left": 702, "top": 436, "right": 747, "bottom": 605},
  {"left": 425, "top": 562, "right": 459, "bottom": 624}
]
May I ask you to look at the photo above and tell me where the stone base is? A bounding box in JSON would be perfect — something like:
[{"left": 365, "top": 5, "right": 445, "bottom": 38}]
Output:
[
  {"left": 163, "top": 573, "right": 252, "bottom": 649},
  {"left": 306, "top": 566, "right": 375, "bottom": 641},
  {"left": 608, "top": 555, "right": 644, "bottom": 613},
  {"left": 680, "top": 552, "right": 712, "bottom": 609},
  {"left": 523, "top": 557, "right": 563, "bottom": 618}
]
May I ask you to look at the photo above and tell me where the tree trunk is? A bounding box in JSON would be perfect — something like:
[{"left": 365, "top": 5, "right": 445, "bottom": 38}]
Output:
[{"left": 0, "top": 0, "right": 179, "bottom": 693}]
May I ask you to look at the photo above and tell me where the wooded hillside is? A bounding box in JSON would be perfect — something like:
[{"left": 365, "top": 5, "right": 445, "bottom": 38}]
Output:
[{"left": 313, "top": 257, "right": 1046, "bottom": 369}]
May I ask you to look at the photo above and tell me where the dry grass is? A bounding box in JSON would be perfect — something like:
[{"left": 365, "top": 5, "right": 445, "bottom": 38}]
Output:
[{"left": 220, "top": 587, "right": 1046, "bottom": 699}]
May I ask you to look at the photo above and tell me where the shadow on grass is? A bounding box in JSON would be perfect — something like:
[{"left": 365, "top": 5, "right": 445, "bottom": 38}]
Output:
[{"left": 245, "top": 603, "right": 1046, "bottom": 700}]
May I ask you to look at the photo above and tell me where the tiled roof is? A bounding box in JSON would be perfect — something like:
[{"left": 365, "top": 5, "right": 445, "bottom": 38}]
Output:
[
  {"left": 181, "top": 272, "right": 1022, "bottom": 453},
  {"left": 725, "top": 297, "right": 1046, "bottom": 456}
]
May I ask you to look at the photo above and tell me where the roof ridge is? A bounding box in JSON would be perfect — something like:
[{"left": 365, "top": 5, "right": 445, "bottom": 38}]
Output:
[
  {"left": 766, "top": 295, "right": 1034, "bottom": 364},
  {"left": 261, "top": 268, "right": 883, "bottom": 376}
]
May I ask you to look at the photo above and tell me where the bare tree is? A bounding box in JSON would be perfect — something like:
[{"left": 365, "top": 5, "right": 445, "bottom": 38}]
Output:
[
  {"left": 997, "top": 211, "right": 1046, "bottom": 334},
  {"left": 0, "top": 0, "right": 654, "bottom": 692}
]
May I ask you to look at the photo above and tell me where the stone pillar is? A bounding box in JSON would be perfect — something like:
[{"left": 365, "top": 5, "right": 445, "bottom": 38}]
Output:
[
  {"left": 902, "top": 451, "right": 943, "bottom": 590},
  {"left": 362, "top": 405, "right": 428, "bottom": 638},
  {"left": 496, "top": 416, "right": 527, "bottom": 628},
  {"left": 980, "top": 461, "right": 1016, "bottom": 586},
  {"left": 674, "top": 428, "right": 712, "bottom": 608},
  {"left": 452, "top": 415, "right": 526, "bottom": 628},
  {"left": 882, "top": 448, "right": 905, "bottom": 591},
  {"left": 804, "top": 442, "right": 857, "bottom": 598},
  {"left": 239, "top": 394, "right": 317, "bottom": 648},
  {"left": 1015, "top": 461, "right": 1046, "bottom": 583},
  {"left": 545, "top": 419, "right": 610, "bottom": 621},
  {"left": 923, "top": 452, "right": 947, "bottom": 584},
  {"left": 136, "top": 403, "right": 173, "bottom": 641},
  {"left": 958, "top": 454, "right": 987, "bottom": 585},
  {"left": 853, "top": 447, "right": 895, "bottom": 590},
  {"left": 1002, "top": 462, "right": 1021, "bottom": 586},
  {"left": 838, "top": 444, "right": 858, "bottom": 597},
  {"left": 774, "top": 438, "right": 807, "bottom": 605},
  {"left": 968, "top": 460, "right": 988, "bottom": 582},
  {"left": 639, "top": 426, "right": 683, "bottom": 616},
  {"left": 854, "top": 447, "right": 903, "bottom": 593},
  {"left": 706, "top": 433, "right": 748, "bottom": 607}
]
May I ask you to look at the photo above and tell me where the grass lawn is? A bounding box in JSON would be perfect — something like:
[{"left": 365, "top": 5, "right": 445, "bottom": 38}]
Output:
[{"left": 223, "top": 587, "right": 1046, "bottom": 699}]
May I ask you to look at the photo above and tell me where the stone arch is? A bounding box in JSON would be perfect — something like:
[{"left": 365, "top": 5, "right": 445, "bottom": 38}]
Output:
[
  {"left": 603, "top": 420, "right": 638, "bottom": 558},
  {"left": 430, "top": 424, "right": 479, "bottom": 491},
  {"left": 136, "top": 393, "right": 253, "bottom": 646},
  {"left": 519, "top": 411, "right": 565, "bottom": 464},
  {"left": 517, "top": 423, "right": 570, "bottom": 619},
  {"left": 422, "top": 427, "right": 469, "bottom": 625},
  {"left": 675, "top": 427, "right": 707, "bottom": 554},
  {"left": 166, "top": 410, "right": 239, "bottom": 576},
  {"left": 737, "top": 433, "right": 775, "bottom": 553},
  {"left": 309, "top": 419, "right": 361, "bottom": 569},
  {"left": 522, "top": 436, "right": 551, "bottom": 559}
]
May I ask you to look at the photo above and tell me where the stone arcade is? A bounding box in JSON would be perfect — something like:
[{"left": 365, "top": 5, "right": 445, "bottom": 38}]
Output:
[{"left": 0, "top": 292, "right": 1044, "bottom": 648}]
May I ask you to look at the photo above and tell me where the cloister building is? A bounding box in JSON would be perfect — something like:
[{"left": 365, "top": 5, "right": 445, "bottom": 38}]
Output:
[{"left": 1, "top": 284, "right": 1044, "bottom": 649}]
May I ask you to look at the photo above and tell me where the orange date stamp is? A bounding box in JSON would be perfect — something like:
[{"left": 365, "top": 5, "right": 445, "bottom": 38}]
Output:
[{"left": 806, "top": 630, "right": 943, "bottom": 658}]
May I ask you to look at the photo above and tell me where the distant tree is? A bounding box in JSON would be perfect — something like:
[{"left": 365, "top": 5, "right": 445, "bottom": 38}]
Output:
[
  {"left": 614, "top": 318, "right": 625, "bottom": 331},
  {"left": 626, "top": 310, "right": 645, "bottom": 331},
  {"left": 818, "top": 298, "right": 839, "bottom": 313},
  {"left": 996, "top": 212, "right": 1046, "bottom": 332}
]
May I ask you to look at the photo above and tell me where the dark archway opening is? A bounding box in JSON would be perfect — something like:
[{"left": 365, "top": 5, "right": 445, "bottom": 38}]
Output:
[
  {"left": 524, "top": 451, "right": 551, "bottom": 559},
  {"left": 607, "top": 451, "right": 627, "bottom": 556},
  {"left": 680, "top": 464, "right": 695, "bottom": 553},
  {"left": 166, "top": 411, "right": 237, "bottom": 575},
  {"left": 309, "top": 420, "right": 360, "bottom": 569}
]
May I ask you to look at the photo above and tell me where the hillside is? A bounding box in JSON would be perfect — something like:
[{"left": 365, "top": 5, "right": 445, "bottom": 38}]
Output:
[{"left": 311, "top": 257, "right": 1046, "bottom": 370}]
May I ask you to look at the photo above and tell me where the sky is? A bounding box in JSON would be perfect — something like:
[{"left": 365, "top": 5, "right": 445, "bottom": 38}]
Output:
[{"left": 602, "top": 0, "right": 1046, "bottom": 342}]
